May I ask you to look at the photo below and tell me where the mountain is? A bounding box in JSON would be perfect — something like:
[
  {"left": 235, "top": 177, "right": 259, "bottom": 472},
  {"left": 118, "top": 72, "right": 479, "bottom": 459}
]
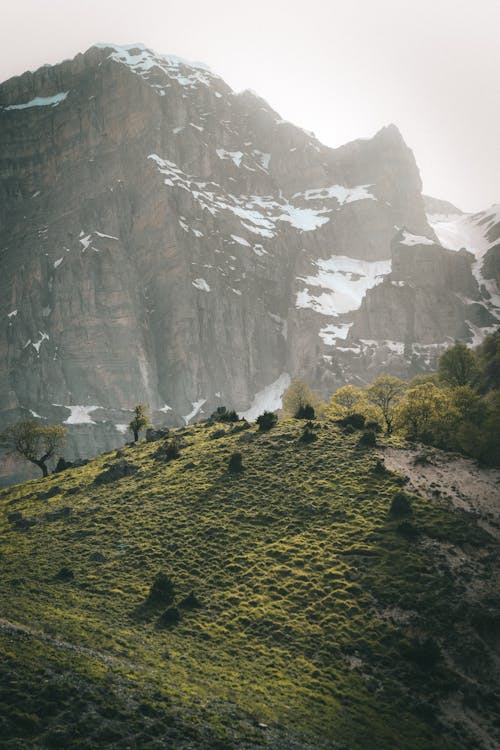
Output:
[
  {"left": 1, "top": 420, "right": 499, "bottom": 749},
  {"left": 0, "top": 43, "right": 498, "bottom": 485}
]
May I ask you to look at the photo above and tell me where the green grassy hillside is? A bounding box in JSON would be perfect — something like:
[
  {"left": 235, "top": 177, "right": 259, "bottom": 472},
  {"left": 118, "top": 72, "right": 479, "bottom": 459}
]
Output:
[{"left": 1, "top": 419, "right": 499, "bottom": 749}]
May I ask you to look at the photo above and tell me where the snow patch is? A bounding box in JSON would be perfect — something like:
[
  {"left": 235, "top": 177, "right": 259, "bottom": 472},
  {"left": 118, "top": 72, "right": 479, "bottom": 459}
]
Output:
[
  {"left": 400, "top": 231, "right": 436, "bottom": 246},
  {"left": 295, "top": 184, "right": 376, "bottom": 206},
  {"left": 53, "top": 257, "right": 64, "bottom": 269},
  {"left": 230, "top": 234, "right": 251, "bottom": 247},
  {"left": 240, "top": 373, "right": 291, "bottom": 422},
  {"left": 4, "top": 92, "right": 69, "bottom": 110},
  {"left": 183, "top": 398, "right": 206, "bottom": 424},
  {"left": 32, "top": 332, "right": 49, "bottom": 353},
  {"left": 319, "top": 323, "right": 353, "bottom": 345},
  {"left": 192, "top": 278, "right": 210, "bottom": 292},
  {"left": 115, "top": 423, "right": 129, "bottom": 434},
  {"left": 297, "top": 256, "right": 391, "bottom": 316},
  {"left": 7, "top": 309, "right": 18, "bottom": 319},
  {"left": 63, "top": 405, "right": 100, "bottom": 425}
]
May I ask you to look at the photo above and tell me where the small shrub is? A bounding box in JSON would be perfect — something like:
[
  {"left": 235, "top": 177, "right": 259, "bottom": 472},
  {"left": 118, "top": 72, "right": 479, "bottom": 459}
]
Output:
[
  {"left": 210, "top": 429, "right": 226, "bottom": 440},
  {"left": 340, "top": 413, "right": 366, "bottom": 429},
  {"left": 211, "top": 406, "right": 239, "bottom": 423},
  {"left": 397, "top": 521, "right": 420, "bottom": 540},
  {"left": 358, "top": 430, "right": 376, "bottom": 447},
  {"left": 146, "top": 573, "right": 175, "bottom": 606},
  {"left": 158, "top": 606, "right": 180, "bottom": 627},
  {"left": 155, "top": 439, "right": 180, "bottom": 461},
  {"left": 228, "top": 452, "right": 243, "bottom": 473},
  {"left": 256, "top": 411, "right": 278, "bottom": 431},
  {"left": 402, "top": 638, "right": 441, "bottom": 669},
  {"left": 390, "top": 492, "right": 413, "bottom": 517},
  {"left": 372, "top": 458, "right": 387, "bottom": 474},
  {"left": 179, "top": 591, "right": 202, "bottom": 609},
  {"left": 54, "top": 567, "right": 74, "bottom": 582},
  {"left": 365, "top": 420, "right": 382, "bottom": 433},
  {"left": 299, "top": 427, "right": 317, "bottom": 444},
  {"left": 295, "top": 403, "right": 315, "bottom": 419}
]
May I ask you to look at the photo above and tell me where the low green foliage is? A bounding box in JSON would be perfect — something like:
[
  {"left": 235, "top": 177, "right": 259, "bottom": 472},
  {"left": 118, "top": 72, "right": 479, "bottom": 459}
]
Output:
[{"left": 0, "top": 418, "right": 498, "bottom": 749}]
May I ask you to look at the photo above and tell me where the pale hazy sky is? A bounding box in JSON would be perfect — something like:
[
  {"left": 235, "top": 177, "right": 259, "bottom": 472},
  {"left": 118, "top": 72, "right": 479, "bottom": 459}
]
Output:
[{"left": 1, "top": 0, "right": 499, "bottom": 212}]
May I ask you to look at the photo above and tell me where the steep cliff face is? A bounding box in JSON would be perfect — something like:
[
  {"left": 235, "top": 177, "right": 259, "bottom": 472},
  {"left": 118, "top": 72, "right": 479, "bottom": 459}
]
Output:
[{"left": 0, "top": 43, "right": 498, "bottom": 484}]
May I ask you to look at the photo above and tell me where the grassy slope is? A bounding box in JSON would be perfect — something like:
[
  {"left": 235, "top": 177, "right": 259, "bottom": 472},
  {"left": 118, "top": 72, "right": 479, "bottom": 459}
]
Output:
[{"left": 0, "top": 419, "right": 498, "bottom": 749}]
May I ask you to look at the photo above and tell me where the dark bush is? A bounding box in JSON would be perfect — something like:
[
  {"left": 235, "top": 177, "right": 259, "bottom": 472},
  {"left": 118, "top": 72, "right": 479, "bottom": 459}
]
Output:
[
  {"left": 146, "top": 573, "right": 175, "bottom": 606},
  {"left": 372, "top": 458, "right": 387, "bottom": 474},
  {"left": 210, "top": 429, "right": 226, "bottom": 440},
  {"left": 54, "top": 567, "right": 74, "bottom": 582},
  {"left": 340, "top": 413, "right": 366, "bottom": 429},
  {"left": 155, "top": 439, "right": 180, "bottom": 461},
  {"left": 295, "top": 403, "right": 315, "bottom": 419},
  {"left": 94, "top": 459, "right": 138, "bottom": 484},
  {"left": 146, "top": 427, "right": 170, "bottom": 442},
  {"left": 228, "top": 452, "right": 243, "bottom": 473},
  {"left": 158, "top": 606, "right": 180, "bottom": 627},
  {"left": 299, "top": 427, "right": 317, "bottom": 444},
  {"left": 365, "top": 420, "right": 382, "bottom": 433},
  {"left": 390, "top": 492, "right": 413, "bottom": 517},
  {"left": 211, "top": 406, "right": 239, "bottom": 423},
  {"left": 256, "top": 411, "right": 278, "bottom": 431},
  {"left": 397, "top": 521, "right": 420, "bottom": 540},
  {"left": 179, "top": 591, "right": 202, "bottom": 609},
  {"left": 358, "top": 430, "right": 376, "bottom": 447},
  {"left": 402, "top": 638, "right": 441, "bottom": 669}
]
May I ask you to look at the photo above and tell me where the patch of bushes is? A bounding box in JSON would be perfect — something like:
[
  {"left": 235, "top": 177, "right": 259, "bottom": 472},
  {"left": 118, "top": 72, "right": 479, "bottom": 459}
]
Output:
[
  {"left": 146, "top": 573, "right": 175, "bottom": 606},
  {"left": 299, "top": 427, "right": 317, "bottom": 444},
  {"left": 155, "top": 439, "right": 181, "bottom": 461},
  {"left": 158, "top": 606, "right": 180, "bottom": 627},
  {"left": 211, "top": 406, "right": 239, "bottom": 423},
  {"left": 390, "top": 492, "right": 413, "bottom": 517},
  {"left": 228, "top": 452, "right": 243, "bottom": 473},
  {"left": 256, "top": 411, "right": 278, "bottom": 431},
  {"left": 358, "top": 430, "right": 376, "bottom": 447},
  {"left": 339, "top": 413, "right": 366, "bottom": 430},
  {"left": 294, "top": 404, "right": 315, "bottom": 419}
]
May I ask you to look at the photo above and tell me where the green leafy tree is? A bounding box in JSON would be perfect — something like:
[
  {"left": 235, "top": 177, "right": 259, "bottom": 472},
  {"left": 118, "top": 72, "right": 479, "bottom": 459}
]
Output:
[
  {"left": 328, "top": 384, "right": 364, "bottom": 417},
  {"left": 1, "top": 419, "right": 66, "bottom": 477},
  {"left": 282, "top": 380, "right": 323, "bottom": 418},
  {"left": 129, "top": 403, "right": 151, "bottom": 442},
  {"left": 367, "top": 375, "right": 406, "bottom": 434},
  {"left": 476, "top": 329, "right": 500, "bottom": 392},
  {"left": 397, "top": 383, "right": 455, "bottom": 441},
  {"left": 439, "top": 343, "right": 479, "bottom": 387}
]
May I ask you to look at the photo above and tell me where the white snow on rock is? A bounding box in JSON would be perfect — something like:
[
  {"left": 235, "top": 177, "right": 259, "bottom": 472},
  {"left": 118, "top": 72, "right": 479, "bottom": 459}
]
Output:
[
  {"left": 7, "top": 310, "right": 18, "bottom": 319},
  {"left": 115, "top": 423, "right": 129, "bottom": 434},
  {"left": 230, "top": 234, "right": 251, "bottom": 247},
  {"left": 95, "top": 231, "right": 119, "bottom": 240},
  {"left": 4, "top": 92, "right": 69, "bottom": 110},
  {"left": 54, "top": 257, "right": 64, "bottom": 269},
  {"left": 216, "top": 149, "right": 244, "bottom": 167},
  {"left": 159, "top": 404, "right": 172, "bottom": 412},
  {"left": 428, "top": 205, "right": 500, "bottom": 321},
  {"left": 297, "top": 256, "right": 391, "bottom": 316},
  {"left": 32, "top": 332, "right": 49, "bottom": 353},
  {"left": 319, "top": 322, "right": 353, "bottom": 345},
  {"left": 240, "top": 373, "right": 291, "bottom": 422},
  {"left": 192, "top": 278, "right": 210, "bottom": 292},
  {"left": 148, "top": 154, "right": 330, "bottom": 236},
  {"left": 183, "top": 399, "right": 206, "bottom": 424},
  {"left": 294, "top": 184, "right": 376, "bottom": 206},
  {"left": 63, "top": 405, "right": 100, "bottom": 425},
  {"left": 95, "top": 43, "right": 218, "bottom": 94},
  {"left": 29, "top": 409, "right": 44, "bottom": 419},
  {"left": 400, "top": 230, "right": 436, "bottom": 246}
]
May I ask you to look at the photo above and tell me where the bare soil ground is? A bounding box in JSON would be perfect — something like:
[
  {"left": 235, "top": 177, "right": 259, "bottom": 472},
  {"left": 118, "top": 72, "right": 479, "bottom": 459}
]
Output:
[{"left": 382, "top": 445, "right": 500, "bottom": 539}]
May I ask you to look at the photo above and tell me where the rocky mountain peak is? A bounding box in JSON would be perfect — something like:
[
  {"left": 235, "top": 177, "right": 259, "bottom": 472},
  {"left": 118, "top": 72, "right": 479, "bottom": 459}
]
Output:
[{"left": 0, "top": 43, "right": 498, "bottom": 486}]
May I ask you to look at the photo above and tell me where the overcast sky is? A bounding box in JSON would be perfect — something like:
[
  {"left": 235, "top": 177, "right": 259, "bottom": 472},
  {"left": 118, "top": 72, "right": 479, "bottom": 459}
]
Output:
[{"left": 1, "top": 0, "right": 498, "bottom": 212}]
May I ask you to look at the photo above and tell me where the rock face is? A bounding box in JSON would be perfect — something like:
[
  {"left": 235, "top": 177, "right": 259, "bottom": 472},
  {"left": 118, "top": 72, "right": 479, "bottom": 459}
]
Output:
[{"left": 0, "top": 43, "right": 498, "bottom": 485}]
